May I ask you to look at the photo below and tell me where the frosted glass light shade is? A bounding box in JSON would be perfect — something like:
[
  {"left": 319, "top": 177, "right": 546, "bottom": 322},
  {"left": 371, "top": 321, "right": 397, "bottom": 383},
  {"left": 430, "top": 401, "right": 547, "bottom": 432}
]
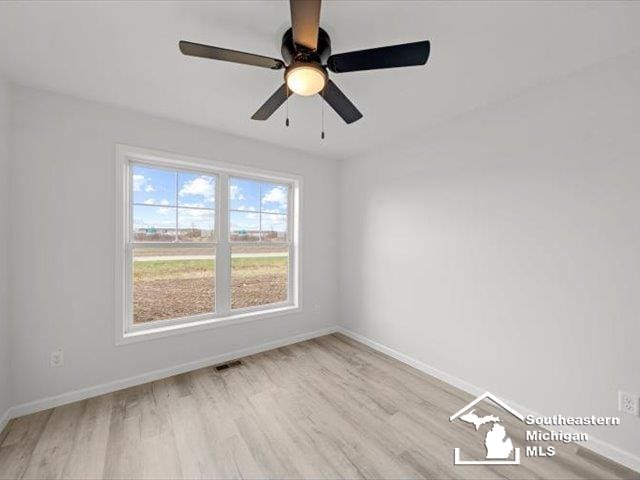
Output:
[{"left": 286, "top": 65, "right": 326, "bottom": 96}]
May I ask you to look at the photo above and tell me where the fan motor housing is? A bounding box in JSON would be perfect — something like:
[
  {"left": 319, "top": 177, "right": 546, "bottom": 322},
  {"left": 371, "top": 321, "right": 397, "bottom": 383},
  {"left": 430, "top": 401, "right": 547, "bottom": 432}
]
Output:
[{"left": 281, "top": 27, "right": 331, "bottom": 65}]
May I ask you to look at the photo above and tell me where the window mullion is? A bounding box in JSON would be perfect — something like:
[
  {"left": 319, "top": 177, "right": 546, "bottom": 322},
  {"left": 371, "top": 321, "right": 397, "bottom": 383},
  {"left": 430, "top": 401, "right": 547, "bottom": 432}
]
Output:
[
  {"left": 216, "top": 173, "right": 231, "bottom": 315},
  {"left": 288, "top": 183, "right": 295, "bottom": 305},
  {"left": 175, "top": 173, "right": 179, "bottom": 242},
  {"left": 258, "top": 183, "right": 262, "bottom": 243}
]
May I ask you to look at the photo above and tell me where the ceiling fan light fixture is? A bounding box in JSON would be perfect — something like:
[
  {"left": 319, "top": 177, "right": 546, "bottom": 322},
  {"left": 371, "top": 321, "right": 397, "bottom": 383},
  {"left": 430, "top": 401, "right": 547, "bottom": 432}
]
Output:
[
  {"left": 285, "top": 63, "right": 327, "bottom": 96},
  {"left": 180, "top": 0, "right": 431, "bottom": 123}
]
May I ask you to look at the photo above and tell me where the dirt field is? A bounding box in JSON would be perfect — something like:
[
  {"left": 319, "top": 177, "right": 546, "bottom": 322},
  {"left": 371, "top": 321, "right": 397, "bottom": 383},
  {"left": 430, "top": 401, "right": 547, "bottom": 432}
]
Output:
[{"left": 133, "top": 256, "right": 287, "bottom": 323}]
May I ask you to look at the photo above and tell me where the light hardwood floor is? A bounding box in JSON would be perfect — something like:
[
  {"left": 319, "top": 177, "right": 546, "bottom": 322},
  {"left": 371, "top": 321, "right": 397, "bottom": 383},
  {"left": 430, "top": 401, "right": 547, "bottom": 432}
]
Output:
[{"left": 0, "top": 334, "right": 637, "bottom": 479}]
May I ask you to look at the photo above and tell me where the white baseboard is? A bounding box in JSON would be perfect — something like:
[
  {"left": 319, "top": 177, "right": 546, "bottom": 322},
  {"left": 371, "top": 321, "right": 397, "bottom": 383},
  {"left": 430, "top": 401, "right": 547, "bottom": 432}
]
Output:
[
  {"left": 8, "top": 326, "right": 338, "bottom": 420},
  {"left": 0, "top": 408, "right": 10, "bottom": 434},
  {"left": 336, "top": 326, "right": 640, "bottom": 474},
  {"left": 6, "top": 324, "right": 638, "bottom": 474}
]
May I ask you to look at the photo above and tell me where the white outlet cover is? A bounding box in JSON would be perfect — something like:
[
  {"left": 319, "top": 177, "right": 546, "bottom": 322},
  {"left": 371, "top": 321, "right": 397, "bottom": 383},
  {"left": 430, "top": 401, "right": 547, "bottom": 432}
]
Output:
[
  {"left": 50, "top": 349, "right": 64, "bottom": 367},
  {"left": 618, "top": 391, "right": 639, "bottom": 416}
]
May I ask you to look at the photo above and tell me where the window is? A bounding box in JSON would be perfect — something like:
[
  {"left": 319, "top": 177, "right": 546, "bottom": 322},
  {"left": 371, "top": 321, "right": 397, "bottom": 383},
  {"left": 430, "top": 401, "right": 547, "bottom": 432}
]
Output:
[
  {"left": 116, "top": 145, "right": 300, "bottom": 343},
  {"left": 229, "top": 177, "right": 290, "bottom": 309},
  {"left": 131, "top": 166, "right": 217, "bottom": 324}
]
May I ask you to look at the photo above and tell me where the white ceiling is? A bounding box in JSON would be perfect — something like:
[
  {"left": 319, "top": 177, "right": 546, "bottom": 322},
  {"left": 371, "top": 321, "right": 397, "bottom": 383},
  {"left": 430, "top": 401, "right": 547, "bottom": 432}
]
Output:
[{"left": 1, "top": 1, "right": 640, "bottom": 160}]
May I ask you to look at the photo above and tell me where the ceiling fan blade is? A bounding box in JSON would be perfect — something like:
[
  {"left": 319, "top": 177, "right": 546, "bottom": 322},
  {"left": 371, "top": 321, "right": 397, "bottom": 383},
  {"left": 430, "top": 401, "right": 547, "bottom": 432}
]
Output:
[
  {"left": 290, "top": 0, "right": 321, "bottom": 51},
  {"left": 179, "top": 41, "right": 284, "bottom": 70},
  {"left": 322, "top": 80, "right": 363, "bottom": 124},
  {"left": 327, "top": 40, "right": 430, "bottom": 73},
  {"left": 251, "top": 84, "right": 291, "bottom": 121}
]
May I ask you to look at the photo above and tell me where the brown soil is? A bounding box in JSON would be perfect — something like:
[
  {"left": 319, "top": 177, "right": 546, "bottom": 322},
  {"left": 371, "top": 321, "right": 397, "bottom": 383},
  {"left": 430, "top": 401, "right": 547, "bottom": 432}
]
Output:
[
  {"left": 133, "top": 268, "right": 287, "bottom": 324},
  {"left": 230, "top": 272, "right": 287, "bottom": 310},
  {"left": 133, "top": 277, "right": 215, "bottom": 323}
]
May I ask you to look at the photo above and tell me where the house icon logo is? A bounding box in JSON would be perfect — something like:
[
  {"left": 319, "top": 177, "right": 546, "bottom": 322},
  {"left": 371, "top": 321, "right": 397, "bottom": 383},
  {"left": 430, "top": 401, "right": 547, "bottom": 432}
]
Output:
[{"left": 449, "top": 392, "right": 523, "bottom": 465}]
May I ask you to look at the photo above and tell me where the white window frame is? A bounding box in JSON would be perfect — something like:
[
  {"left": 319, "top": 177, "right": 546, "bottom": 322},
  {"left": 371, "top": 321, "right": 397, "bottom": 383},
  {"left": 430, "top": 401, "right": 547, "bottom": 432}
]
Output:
[{"left": 115, "top": 144, "right": 301, "bottom": 345}]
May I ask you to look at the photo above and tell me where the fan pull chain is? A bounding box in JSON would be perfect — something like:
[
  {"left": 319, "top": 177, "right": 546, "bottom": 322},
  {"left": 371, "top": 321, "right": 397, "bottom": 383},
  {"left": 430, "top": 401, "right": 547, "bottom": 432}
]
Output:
[
  {"left": 285, "top": 85, "right": 290, "bottom": 127},
  {"left": 321, "top": 88, "right": 325, "bottom": 140}
]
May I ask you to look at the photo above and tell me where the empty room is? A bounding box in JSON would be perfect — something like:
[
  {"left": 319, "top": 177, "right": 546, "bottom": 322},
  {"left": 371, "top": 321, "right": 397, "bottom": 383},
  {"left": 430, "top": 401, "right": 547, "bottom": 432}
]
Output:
[{"left": 0, "top": 1, "right": 639, "bottom": 479}]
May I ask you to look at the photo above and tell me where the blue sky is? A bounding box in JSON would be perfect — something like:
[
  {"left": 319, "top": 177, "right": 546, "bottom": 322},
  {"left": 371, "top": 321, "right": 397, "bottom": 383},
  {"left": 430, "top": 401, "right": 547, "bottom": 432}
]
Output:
[
  {"left": 132, "top": 166, "right": 215, "bottom": 235},
  {"left": 132, "top": 165, "right": 288, "bottom": 238},
  {"left": 229, "top": 177, "right": 288, "bottom": 235}
]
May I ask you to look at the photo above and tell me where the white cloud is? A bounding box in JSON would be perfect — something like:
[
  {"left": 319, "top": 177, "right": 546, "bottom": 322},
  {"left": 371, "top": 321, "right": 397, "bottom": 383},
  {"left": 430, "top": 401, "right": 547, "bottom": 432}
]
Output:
[
  {"left": 262, "top": 186, "right": 287, "bottom": 206},
  {"left": 133, "top": 218, "right": 174, "bottom": 229},
  {"left": 132, "top": 174, "right": 145, "bottom": 192},
  {"left": 143, "top": 198, "right": 169, "bottom": 206},
  {"left": 232, "top": 211, "right": 259, "bottom": 230},
  {"left": 133, "top": 174, "right": 156, "bottom": 194},
  {"left": 262, "top": 214, "right": 286, "bottom": 230},
  {"left": 181, "top": 202, "right": 205, "bottom": 208},
  {"left": 156, "top": 207, "right": 173, "bottom": 215},
  {"left": 180, "top": 209, "right": 211, "bottom": 220},
  {"left": 237, "top": 205, "right": 257, "bottom": 212},
  {"left": 229, "top": 184, "right": 245, "bottom": 201},
  {"left": 179, "top": 176, "right": 214, "bottom": 198}
]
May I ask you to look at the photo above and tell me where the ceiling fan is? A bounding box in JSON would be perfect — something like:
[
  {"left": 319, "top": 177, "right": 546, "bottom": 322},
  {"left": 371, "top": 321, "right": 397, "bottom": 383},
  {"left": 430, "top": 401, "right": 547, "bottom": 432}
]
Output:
[{"left": 179, "top": 0, "right": 430, "bottom": 125}]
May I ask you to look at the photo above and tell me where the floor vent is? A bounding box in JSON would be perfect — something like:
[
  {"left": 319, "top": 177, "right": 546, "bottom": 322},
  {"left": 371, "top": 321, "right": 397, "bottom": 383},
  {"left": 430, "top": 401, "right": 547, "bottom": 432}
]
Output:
[{"left": 215, "top": 360, "right": 242, "bottom": 371}]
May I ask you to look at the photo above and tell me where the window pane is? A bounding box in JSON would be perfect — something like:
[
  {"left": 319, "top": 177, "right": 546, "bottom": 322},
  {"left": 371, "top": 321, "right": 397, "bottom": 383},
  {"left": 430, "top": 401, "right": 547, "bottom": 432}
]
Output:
[
  {"left": 132, "top": 165, "right": 176, "bottom": 206},
  {"left": 178, "top": 208, "right": 215, "bottom": 242},
  {"left": 261, "top": 183, "right": 288, "bottom": 214},
  {"left": 178, "top": 173, "right": 215, "bottom": 208},
  {"left": 261, "top": 213, "right": 287, "bottom": 242},
  {"left": 230, "top": 211, "right": 260, "bottom": 242},
  {"left": 229, "top": 177, "right": 260, "bottom": 212},
  {"left": 231, "top": 245, "right": 288, "bottom": 309},
  {"left": 133, "top": 205, "right": 176, "bottom": 242},
  {"left": 133, "top": 247, "right": 215, "bottom": 323}
]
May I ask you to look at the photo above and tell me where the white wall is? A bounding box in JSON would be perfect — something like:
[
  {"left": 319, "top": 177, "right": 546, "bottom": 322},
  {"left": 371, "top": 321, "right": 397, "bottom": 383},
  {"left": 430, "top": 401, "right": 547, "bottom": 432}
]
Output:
[
  {"left": 340, "top": 51, "right": 640, "bottom": 459},
  {"left": 8, "top": 86, "right": 339, "bottom": 407},
  {"left": 0, "top": 76, "right": 11, "bottom": 423}
]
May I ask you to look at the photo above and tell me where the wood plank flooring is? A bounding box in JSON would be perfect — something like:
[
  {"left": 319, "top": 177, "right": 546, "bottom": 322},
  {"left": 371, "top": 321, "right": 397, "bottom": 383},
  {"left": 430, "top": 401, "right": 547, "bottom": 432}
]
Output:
[{"left": 0, "top": 334, "right": 638, "bottom": 479}]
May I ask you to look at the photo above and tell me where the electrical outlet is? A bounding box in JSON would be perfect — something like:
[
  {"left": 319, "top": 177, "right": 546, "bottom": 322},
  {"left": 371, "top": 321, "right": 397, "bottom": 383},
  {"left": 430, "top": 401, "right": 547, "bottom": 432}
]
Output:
[
  {"left": 50, "top": 349, "right": 64, "bottom": 368},
  {"left": 618, "top": 391, "right": 639, "bottom": 416}
]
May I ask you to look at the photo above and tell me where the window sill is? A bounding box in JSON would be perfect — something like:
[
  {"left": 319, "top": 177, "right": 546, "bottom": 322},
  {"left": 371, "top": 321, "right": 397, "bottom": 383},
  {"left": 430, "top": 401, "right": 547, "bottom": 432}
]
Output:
[{"left": 117, "top": 305, "right": 301, "bottom": 345}]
